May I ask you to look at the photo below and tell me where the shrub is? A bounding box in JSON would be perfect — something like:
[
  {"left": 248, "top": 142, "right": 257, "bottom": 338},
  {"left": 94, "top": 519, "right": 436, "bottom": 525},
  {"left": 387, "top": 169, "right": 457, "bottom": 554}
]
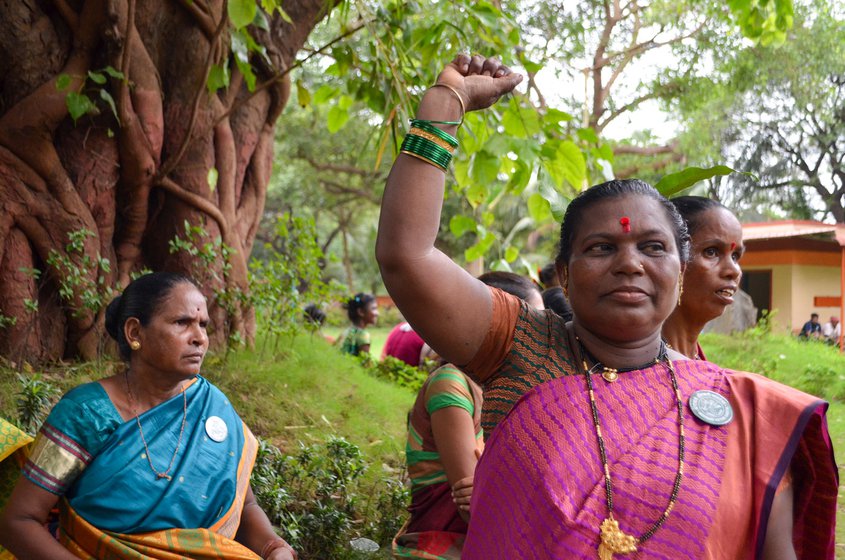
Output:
[
  {"left": 369, "top": 357, "right": 428, "bottom": 393},
  {"left": 252, "top": 436, "right": 408, "bottom": 559}
]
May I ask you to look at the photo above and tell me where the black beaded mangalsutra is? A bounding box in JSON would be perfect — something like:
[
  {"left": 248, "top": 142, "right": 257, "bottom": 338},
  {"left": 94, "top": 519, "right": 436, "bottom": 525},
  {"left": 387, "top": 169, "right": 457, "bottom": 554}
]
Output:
[
  {"left": 577, "top": 342, "right": 685, "bottom": 559},
  {"left": 577, "top": 338, "right": 668, "bottom": 382}
]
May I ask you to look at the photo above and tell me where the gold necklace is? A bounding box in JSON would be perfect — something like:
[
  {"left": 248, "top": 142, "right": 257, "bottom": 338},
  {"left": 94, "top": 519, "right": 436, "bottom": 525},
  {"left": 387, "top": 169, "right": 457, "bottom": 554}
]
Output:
[
  {"left": 580, "top": 354, "right": 685, "bottom": 559},
  {"left": 124, "top": 371, "right": 187, "bottom": 481}
]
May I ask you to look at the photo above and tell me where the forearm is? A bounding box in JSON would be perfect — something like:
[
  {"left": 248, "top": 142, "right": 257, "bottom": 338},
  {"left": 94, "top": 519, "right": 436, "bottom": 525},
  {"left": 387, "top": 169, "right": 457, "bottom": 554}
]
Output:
[
  {"left": 235, "top": 488, "right": 293, "bottom": 559},
  {"left": 0, "top": 518, "right": 77, "bottom": 560}
]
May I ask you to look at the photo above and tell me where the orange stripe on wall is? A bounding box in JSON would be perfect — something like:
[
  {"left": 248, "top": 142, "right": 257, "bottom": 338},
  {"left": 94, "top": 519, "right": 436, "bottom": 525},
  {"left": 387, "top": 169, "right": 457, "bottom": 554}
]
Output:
[{"left": 741, "top": 250, "right": 841, "bottom": 267}]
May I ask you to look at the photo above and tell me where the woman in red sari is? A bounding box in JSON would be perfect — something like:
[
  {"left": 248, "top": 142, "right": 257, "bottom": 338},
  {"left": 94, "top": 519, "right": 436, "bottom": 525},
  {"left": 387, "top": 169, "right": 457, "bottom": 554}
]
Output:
[{"left": 376, "top": 54, "right": 836, "bottom": 559}]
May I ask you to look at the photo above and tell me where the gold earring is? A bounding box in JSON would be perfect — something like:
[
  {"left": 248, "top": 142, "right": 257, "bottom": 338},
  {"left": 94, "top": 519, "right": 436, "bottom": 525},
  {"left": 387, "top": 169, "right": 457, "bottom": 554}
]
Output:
[{"left": 130, "top": 340, "right": 141, "bottom": 350}]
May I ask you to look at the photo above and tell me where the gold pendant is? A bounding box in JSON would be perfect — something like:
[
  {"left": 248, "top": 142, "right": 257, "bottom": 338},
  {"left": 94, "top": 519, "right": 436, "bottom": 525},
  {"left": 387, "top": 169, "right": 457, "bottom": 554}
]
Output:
[
  {"left": 598, "top": 517, "right": 638, "bottom": 559},
  {"left": 601, "top": 368, "right": 619, "bottom": 382}
]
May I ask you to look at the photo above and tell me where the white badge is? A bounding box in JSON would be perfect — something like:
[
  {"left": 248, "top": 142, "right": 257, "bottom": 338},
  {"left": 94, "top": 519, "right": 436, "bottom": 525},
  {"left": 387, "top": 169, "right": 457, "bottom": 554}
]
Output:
[{"left": 205, "top": 416, "right": 228, "bottom": 442}]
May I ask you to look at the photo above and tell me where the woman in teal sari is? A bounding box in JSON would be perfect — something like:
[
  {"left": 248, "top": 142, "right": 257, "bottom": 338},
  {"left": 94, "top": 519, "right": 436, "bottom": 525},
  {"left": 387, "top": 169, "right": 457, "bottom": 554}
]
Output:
[{"left": 0, "top": 272, "right": 295, "bottom": 560}]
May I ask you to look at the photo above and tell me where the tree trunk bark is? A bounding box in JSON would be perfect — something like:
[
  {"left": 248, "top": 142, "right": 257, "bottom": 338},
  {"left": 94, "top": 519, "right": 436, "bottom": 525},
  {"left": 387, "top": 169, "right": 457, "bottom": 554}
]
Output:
[{"left": 0, "top": 0, "right": 334, "bottom": 363}]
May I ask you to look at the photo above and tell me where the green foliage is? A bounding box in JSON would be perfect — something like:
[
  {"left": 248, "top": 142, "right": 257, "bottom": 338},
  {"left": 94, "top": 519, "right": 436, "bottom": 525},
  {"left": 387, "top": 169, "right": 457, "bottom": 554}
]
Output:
[
  {"left": 16, "top": 373, "right": 59, "bottom": 435},
  {"left": 656, "top": 165, "right": 752, "bottom": 197},
  {"left": 46, "top": 229, "right": 115, "bottom": 319},
  {"left": 168, "top": 221, "right": 246, "bottom": 347},
  {"left": 249, "top": 212, "right": 345, "bottom": 353},
  {"left": 56, "top": 66, "right": 125, "bottom": 125},
  {"left": 252, "top": 436, "right": 407, "bottom": 559},
  {"left": 728, "top": 0, "right": 794, "bottom": 45},
  {"left": 369, "top": 356, "right": 429, "bottom": 393}
]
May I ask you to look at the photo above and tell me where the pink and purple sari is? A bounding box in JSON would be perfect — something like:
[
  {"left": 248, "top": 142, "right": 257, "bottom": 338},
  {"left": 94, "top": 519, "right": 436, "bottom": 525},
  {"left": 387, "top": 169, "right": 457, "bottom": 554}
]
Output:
[{"left": 463, "top": 360, "right": 837, "bottom": 559}]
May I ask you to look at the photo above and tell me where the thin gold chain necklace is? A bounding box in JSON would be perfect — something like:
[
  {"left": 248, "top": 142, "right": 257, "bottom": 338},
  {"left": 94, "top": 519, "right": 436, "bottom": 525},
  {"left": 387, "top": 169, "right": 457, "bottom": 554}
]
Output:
[
  {"left": 124, "top": 370, "right": 187, "bottom": 481},
  {"left": 580, "top": 349, "right": 686, "bottom": 559}
]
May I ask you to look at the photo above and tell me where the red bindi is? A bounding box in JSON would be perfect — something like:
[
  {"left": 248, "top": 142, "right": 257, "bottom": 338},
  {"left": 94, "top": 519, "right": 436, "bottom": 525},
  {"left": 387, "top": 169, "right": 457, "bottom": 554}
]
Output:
[
  {"left": 730, "top": 242, "right": 736, "bottom": 251},
  {"left": 619, "top": 216, "right": 631, "bottom": 233}
]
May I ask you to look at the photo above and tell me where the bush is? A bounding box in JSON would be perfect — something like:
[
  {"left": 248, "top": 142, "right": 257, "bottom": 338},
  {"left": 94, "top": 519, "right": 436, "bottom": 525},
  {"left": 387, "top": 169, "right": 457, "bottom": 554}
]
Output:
[
  {"left": 369, "top": 357, "right": 428, "bottom": 393},
  {"left": 252, "top": 436, "right": 408, "bottom": 559}
]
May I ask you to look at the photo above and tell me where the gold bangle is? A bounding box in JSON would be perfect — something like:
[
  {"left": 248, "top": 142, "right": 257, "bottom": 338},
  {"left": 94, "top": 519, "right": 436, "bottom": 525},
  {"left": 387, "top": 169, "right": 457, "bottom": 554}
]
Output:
[
  {"left": 408, "top": 128, "right": 457, "bottom": 153},
  {"left": 429, "top": 83, "right": 466, "bottom": 126},
  {"left": 400, "top": 150, "right": 448, "bottom": 172}
]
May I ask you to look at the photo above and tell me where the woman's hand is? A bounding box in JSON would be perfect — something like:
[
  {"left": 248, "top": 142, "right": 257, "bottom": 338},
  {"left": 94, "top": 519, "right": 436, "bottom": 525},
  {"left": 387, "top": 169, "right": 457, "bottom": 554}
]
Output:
[
  {"left": 451, "top": 475, "right": 474, "bottom": 514},
  {"left": 264, "top": 542, "right": 297, "bottom": 560},
  {"left": 435, "top": 54, "right": 523, "bottom": 113}
]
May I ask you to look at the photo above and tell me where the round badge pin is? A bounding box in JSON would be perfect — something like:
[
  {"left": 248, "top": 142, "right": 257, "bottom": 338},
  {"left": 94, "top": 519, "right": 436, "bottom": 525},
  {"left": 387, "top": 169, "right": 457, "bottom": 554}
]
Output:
[
  {"left": 205, "top": 416, "right": 228, "bottom": 442},
  {"left": 688, "top": 390, "right": 733, "bottom": 426}
]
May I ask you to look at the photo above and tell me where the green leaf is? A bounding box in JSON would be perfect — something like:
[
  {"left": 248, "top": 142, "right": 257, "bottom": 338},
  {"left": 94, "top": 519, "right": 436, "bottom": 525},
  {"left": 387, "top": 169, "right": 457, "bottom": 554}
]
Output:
[
  {"left": 449, "top": 215, "right": 477, "bottom": 238},
  {"left": 504, "top": 245, "right": 519, "bottom": 263},
  {"left": 313, "top": 85, "right": 339, "bottom": 104},
  {"left": 576, "top": 127, "right": 599, "bottom": 144},
  {"left": 471, "top": 151, "right": 500, "bottom": 186},
  {"left": 506, "top": 160, "right": 532, "bottom": 195},
  {"left": 539, "top": 183, "right": 570, "bottom": 222},
  {"left": 464, "top": 232, "right": 496, "bottom": 262},
  {"left": 235, "top": 57, "right": 257, "bottom": 91},
  {"left": 296, "top": 80, "right": 311, "bottom": 108},
  {"left": 542, "top": 140, "right": 587, "bottom": 190},
  {"left": 228, "top": 0, "right": 257, "bottom": 29},
  {"left": 102, "top": 66, "right": 125, "bottom": 80},
  {"left": 655, "top": 165, "right": 752, "bottom": 197},
  {"left": 207, "top": 168, "right": 219, "bottom": 192},
  {"left": 56, "top": 74, "right": 71, "bottom": 91},
  {"left": 327, "top": 105, "right": 350, "bottom": 133},
  {"left": 465, "top": 183, "right": 488, "bottom": 209},
  {"left": 66, "top": 92, "right": 97, "bottom": 123},
  {"left": 502, "top": 99, "right": 541, "bottom": 138},
  {"left": 87, "top": 71, "right": 106, "bottom": 85},
  {"left": 99, "top": 89, "right": 119, "bottom": 121},
  {"left": 527, "top": 192, "right": 552, "bottom": 223},
  {"left": 207, "top": 63, "right": 230, "bottom": 93}
]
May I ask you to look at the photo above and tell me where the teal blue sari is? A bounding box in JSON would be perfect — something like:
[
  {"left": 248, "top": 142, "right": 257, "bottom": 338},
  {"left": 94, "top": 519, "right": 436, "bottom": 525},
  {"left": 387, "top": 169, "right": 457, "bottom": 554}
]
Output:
[{"left": 24, "top": 375, "right": 257, "bottom": 537}]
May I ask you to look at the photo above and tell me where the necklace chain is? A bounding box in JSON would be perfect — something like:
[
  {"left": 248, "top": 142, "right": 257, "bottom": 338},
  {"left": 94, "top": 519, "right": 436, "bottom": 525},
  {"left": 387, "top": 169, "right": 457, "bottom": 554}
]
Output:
[
  {"left": 124, "top": 371, "right": 188, "bottom": 481},
  {"left": 579, "top": 344, "right": 685, "bottom": 557}
]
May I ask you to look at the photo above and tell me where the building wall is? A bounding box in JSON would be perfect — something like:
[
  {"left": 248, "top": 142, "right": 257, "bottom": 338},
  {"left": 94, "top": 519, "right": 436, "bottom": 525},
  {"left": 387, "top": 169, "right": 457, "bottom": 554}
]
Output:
[
  {"left": 790, "top": 265, "right": 842, "bottom": 331},
  {"left": 742, "top": 263, "right": 841, "bottom": 333}
]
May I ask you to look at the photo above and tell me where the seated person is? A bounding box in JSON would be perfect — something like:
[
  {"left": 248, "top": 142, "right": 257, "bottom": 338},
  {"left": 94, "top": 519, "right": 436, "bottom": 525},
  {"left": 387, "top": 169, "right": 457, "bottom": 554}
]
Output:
[
  {"left": 799, "top": 313, "right": 822, "bottom": 339},
  {"left": 822, "top": 316, "right": 841, "bottom": 346},
  {"left": 393, "top": 272, "right": 542, "bottom": 559},
  {"left": 382, "top": 322, "right": 426, "bottom": 367},
  {"left": 0, "top": 272, "right": 295, "bottom": 560}
]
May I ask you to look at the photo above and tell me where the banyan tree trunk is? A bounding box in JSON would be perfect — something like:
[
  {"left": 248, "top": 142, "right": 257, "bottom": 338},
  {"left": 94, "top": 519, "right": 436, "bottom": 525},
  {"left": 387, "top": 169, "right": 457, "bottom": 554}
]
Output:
[{"left": 0, "top": 0, "right": 333, "bottom": 362}]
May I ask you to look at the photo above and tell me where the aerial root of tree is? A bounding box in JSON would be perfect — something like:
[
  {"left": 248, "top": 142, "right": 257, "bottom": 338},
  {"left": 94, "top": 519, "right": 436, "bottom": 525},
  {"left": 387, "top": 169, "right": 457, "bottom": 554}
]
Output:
[{"left": 0, "top": 0, "right": 333, "bottom": 362}]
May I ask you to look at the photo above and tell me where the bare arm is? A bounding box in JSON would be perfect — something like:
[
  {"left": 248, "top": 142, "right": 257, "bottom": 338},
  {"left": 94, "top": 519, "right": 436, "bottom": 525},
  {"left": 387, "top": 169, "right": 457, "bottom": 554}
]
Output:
[
  {"left": 761, "top": 478, "right": 797, "bottom": 560},
  {"left": 430, "top": 405, "right": 479, "bottom": 521},
  {"left": 375, "top": 54, "right": 523, "bottom": 366},
  {"left": 0, "top": 477, "right": 77, "bottom": 560},
  {"left": 235, "top": 486, "right": 296, "bottom": 560}
]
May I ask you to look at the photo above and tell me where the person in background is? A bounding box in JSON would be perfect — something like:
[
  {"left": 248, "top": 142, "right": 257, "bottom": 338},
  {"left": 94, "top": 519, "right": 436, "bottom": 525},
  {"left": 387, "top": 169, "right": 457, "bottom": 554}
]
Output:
[
  {"left": 303, "top": 303, "right": 334, "bottom": 344},
  {"left": 376, "top": 54, "right": 836, "bottom": 558},
  {"left": 393, "top": 271, "right": 542, "bottom": 560},
  {"left": 822, "top": 316, "right": 841, "bottom": 346},
  {"left": 382, "top": 322, "right": 426, "bottom": 367},
  {"left": 537, "top": 262, "right": 560, "bottom": 290},
  {"left": 0, "top": 272, "right": 295, "bottom": 560},
  {"left": 336, "top": 293, "right": 379, "bottom": 357},
  {"left": 541, "top": 286, "right": 573, "bottom": 322},
  {"left": 799, "top": 313, "right": 822, "bottom": 339},
  {"left": 662, "top": 196, "right": 744, "bottom": 360}
]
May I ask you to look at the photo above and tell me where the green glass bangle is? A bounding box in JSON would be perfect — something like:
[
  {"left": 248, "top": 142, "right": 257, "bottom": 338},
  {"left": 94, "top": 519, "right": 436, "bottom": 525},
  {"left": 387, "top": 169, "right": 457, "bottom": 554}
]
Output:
[
  {"left": 409, "top": 119, "right": 458, "bottom": 147},
  {"left": 401, "top": 133, "right": 453, "bottom": 171},
  {"left": 401, "top": 138, "right": 451, "bottom": 169},
  {"left": 412, "top": 118, "right": 462, "bottom": 126}
]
